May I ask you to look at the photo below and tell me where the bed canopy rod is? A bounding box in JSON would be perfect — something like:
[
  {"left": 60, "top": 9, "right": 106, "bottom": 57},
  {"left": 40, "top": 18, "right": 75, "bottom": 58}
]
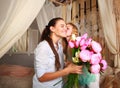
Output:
[{"left": 49, "top": 0, "right": 72, "bottom": 5}]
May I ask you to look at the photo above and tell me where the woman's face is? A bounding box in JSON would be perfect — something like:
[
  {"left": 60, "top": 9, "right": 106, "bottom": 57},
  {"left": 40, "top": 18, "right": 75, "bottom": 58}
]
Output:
[
  {"left": 51, "top": 20, "right": 67, "bottom": 38},
  {"left": 66, "top": 24, "right": 73, "bottom": 37}
]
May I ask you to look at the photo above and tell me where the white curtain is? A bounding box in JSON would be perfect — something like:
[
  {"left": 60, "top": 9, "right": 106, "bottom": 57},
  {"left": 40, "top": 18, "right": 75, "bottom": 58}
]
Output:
[
  {"left": 0, "top": 0, "right": 45, "bottom": 58},
  {"left": 11, "top": 31, "right": 28, "bottom": 53},
  {"left": 98, "top": 0, "right": 120, "bottom": 73},
  {"left": 36, "top": 0, "right": 62, "bottom": 34},
  {"left": 36, "top": 0, "right": 73, "bottom": 34}
]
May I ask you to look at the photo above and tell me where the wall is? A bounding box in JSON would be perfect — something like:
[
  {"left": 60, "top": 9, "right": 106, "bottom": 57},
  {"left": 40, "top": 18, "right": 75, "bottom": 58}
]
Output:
[{"left": 0, "top": 53, "right": 34, "bottom": 67}]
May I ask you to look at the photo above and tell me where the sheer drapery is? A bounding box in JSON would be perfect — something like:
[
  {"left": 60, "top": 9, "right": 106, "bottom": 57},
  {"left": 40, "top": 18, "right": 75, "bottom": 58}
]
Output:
[
  {"left": 11, "top": 31, "right": 28, "bottom": 53},
  {"left": 113, "top": 0, "right": 120, "bottom": 73},
  {"left": 98, "top": 0, "right": 120, "bottom": 73},
  {"left": 0, "top": 0, "right": 45, "bottom": 58},
  {"left": 36, "top": 0, "right": 72, "bottom": 34},
  {"left": 36, "top": 0, "right": 62, "bottom": 34}
]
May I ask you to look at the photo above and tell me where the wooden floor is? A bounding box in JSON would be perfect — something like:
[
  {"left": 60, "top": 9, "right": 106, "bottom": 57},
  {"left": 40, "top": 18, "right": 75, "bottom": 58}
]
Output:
[
  {"left": 0, "top": 64, "right": 120, "bottom": 88},
  {"left": 0, "top": 64, "right": 34, "bottom": 88}
]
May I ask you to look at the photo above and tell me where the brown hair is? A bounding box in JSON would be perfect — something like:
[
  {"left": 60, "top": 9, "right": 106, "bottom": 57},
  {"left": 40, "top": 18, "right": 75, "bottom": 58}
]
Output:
[
  {"left": 63, "top": 22, "right": 79, "bottom": 61},
  {"left": 40, "top": 17, "right": 64, "bottom": 70}
]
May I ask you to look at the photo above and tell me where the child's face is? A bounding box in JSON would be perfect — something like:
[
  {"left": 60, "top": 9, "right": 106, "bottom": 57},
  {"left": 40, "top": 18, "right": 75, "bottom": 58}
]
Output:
[{"left": 66, "top": 24, "right": 73, "bottom": 37}]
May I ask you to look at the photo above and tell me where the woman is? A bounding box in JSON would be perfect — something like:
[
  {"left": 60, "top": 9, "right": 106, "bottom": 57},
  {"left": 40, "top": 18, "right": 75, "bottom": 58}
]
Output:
[
  {"left": 65, "top": 22, "right": 100, "bottom": 88},
  {"left": 33, "top": 17, "right": 83, "bottom": 88}
]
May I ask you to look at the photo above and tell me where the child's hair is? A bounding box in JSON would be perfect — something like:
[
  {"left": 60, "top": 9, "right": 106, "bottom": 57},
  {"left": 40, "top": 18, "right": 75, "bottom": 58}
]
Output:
[
  {"left": 63, "top": 22, "right": 79, "bottom": 61},
  {"left": 67, "top": 22, "right": 79, "bottom": 36}
]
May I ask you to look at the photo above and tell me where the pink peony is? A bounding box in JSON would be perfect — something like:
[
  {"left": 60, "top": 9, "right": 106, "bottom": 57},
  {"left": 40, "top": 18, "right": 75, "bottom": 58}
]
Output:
[
  {"left": 91, "top": 41, "right": 102, "bottom": 53},
  {"left": 68, "top": 41, "right": 75, "bottom": 48},
  {"left": 80, "top": 38, "right": 86, "bottom": 46},
  {"left": 74, "top": 37, "right": 81, "bottom": 48},
  {"left": 81, "top": 33, "right": 88, "bottom": 39},
  {"left": 68, "top": 33, "right": 107, "bottom": 75},
  {"left": 75, "top": 40, "right": 80, "bottom": 48},
  {"left": 90, "top": 53, "right": 101, "bottom": 65},
  {"left": 90, "top": 64, "right": 100, "bottom": 74},
  {"left": 80, "top": 38, "right": 92, "bottom": 50},
  {"left": 79, "top": 50, "right": 91, "bottom": 62},
  {"left": 79, "top": 33, "right": 88, "bottom": 46},
  {"left": 76, "top": 36, "right": 81, "bottom": 42},
  {"left": 80, "top": 44, "right": 88, "bottom": 50},
  {"left": 85, "top": 38, "right": 92, "bottom": 46},
  {"left": 100, "top": 59, "right": 107, "bottom": 70}
]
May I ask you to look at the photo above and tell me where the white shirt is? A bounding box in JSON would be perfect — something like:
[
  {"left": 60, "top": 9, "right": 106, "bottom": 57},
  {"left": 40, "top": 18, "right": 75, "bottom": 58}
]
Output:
[{"left": 33, "top": 40, "right": 64, "bottom": 88}]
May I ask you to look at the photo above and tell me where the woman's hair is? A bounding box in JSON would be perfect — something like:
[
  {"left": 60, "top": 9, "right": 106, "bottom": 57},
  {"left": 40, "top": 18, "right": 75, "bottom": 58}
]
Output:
[
  {"left": 40, "top": 17, "right": 64, "bottom": 70},
  {"left": 40, "top": 17, "right": 64, "bottom": 41}
]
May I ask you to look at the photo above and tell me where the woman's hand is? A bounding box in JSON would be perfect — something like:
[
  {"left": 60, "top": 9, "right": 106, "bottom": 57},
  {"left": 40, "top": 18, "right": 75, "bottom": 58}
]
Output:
[
  {"left": 64, "top": 63, "right": 83, "bottom": 74},
  {"left": 64, "top": 60, "right": 71, "bottom": 67}
]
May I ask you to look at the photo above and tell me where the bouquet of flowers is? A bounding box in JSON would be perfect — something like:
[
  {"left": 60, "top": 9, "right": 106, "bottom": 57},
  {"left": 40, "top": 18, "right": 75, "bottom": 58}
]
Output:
[{"left": 63, "top": 33, "right": 107, "bottom": 88}]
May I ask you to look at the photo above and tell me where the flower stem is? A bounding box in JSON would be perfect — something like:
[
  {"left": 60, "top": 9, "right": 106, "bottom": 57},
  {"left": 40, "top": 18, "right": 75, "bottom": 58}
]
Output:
[{"left": 74, "top": 74, "right": 79, "bottom": 88}]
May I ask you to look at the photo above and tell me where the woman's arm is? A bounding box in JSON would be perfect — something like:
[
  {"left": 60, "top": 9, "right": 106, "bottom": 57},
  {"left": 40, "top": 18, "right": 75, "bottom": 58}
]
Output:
[
  {"left": 38, "top": 68, "right": 68, "bottom": 82},
  {"left": 38, "top": 63, "right": 83, "bottom": 82}
]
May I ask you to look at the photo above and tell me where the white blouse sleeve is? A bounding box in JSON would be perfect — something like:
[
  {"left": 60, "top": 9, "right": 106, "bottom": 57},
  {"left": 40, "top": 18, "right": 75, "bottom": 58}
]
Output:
[{"left": 34, "top": 41, "right": 55, "bottom": 78}]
